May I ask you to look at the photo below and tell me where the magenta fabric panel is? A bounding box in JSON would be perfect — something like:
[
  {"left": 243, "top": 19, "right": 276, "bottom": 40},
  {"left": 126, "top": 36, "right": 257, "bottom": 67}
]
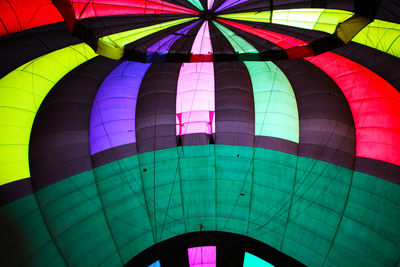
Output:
[
  {"left": 176, "top": 62, "right": 215, "bottom": 135},
  {"left": 188, "top": 246, "right": 216, "bottom": 267},
  {"left": 89, "top": 61, "right": 151, "bottom": 155}
]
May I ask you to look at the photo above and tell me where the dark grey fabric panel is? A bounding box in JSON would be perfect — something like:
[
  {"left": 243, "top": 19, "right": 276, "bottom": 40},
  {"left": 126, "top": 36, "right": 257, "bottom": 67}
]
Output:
[
  {"left": 169, "top": 21, "right": 203, "bottom": 55},
  {"left": 91, "top": 143, "right": 138, "bottom": 168},
  {"left": 255, "top": 136, "right": 298, "bottom": 155},
  {"left": 333, "top": 42, "right": 400, "bottom": 93},
  {"left": 214, "top": 62, "right": 255, "bottom": 146},
  {"left": 275, "top": 59, "right": 356, "bottom": 169},
  {"left": 79, "top": 14, "right": 192, "bottom": 38},
  {"left": 0, "top": 23, "right": 79, "bottom": 78},
  {"left": 355, "top": 157, "right": 400, "bottom": 185},
  {"left": 29, "top": 57, "right": 122, "bottom": 191},
  {"left": 375, "top": 0, "right": 400, "bottom": 23},
  {"left": 0, "top": 178, "right": 33, "bottom": 207},
  {"left": 135, "top": 63, "right": 180, "bottom": 153}
]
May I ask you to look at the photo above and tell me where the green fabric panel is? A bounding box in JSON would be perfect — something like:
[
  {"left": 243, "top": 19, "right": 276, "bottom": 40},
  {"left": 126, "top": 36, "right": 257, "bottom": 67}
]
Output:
[
  {"left": 0, "top": 43, "right": 97, "bottom": 186},
  {"left": 281, "top": 158, "right": 353, "bottom": 266},
  {"left": 218, "top": 9, "right": 353, "bottom": 34},
  {"left": 244, "top": 61, "right": 299, "bottom": 143},
  {"left": 352, "top": 19, "right": 400, "bottom": 58},
  {"left": 3, "top": 145, "right": 400, "bottom": 266},
  {"left": 248, "top": 148, "right": 297, "bottom": 249},
  {"left": 243, "top": 252, "right": 274, "bottom": 267},
  {"left": 97, "top": 18, "right": 198, "bottom": 59},
  {"left": 325, "top": 171, "right": 400, "bottom": 266},
  {"left": 212, "top": 21, "right": 258, "bottom": 53},
  {"left": 187, "top": 0, "right": 203, "bottom": 11},
  {"left": 35, "top": 170, "right": 122, "bottom": 266},
  {"left": 0, "top": 194, "right": 64, "bottom": 266}
]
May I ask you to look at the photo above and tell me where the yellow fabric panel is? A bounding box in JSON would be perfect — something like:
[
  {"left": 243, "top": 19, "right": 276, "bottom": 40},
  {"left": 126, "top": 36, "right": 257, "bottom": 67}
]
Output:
[
  {"left": 352, "top": 19, "right": 400, "bottom": 58},
  {"left": 218, "top": 9, "right": 353, "bottom": 34},
  {"left": 97, "top": 17, "right": 198, "bottom": 60},
  {"left": 0, "top": 43, "right": 97, "bottom": 186},
  {"left": 272, "top": 8, "right": 323, "bottom": 30},
  {"left": 314, "top": 9, "right": 353, "bottom": 34},
  {"left": 335, "top": 15, "right": 371, "bottom": 44},
  {"left": 218, "top": 12, "right": 271, "bottom": 23}
]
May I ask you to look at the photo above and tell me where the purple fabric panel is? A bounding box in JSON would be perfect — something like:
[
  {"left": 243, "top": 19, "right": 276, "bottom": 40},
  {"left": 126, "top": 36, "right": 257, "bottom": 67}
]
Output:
[
  {"left": 89, "top": 61, "right": 151, "bottom": 155},
  {"left": 147, "top": 21, "right": 201, "bottom": 53},
  {"left": 215, "top": 0, "right": 249, "bottom": 12}
]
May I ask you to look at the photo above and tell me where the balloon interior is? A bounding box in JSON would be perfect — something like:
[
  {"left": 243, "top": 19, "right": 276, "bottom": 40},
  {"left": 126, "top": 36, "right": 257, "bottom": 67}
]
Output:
[{"left": 0, "top": 0, "right": 400, "bottom": 266}]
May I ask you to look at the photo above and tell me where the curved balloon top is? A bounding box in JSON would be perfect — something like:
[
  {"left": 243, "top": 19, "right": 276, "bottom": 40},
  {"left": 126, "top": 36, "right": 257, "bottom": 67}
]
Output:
[{"left": 0, "top": 0, "right": 400, "bottom": 266}]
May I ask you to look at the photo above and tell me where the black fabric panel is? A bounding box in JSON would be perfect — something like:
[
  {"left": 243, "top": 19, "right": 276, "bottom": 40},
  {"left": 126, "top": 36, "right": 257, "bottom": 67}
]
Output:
[
  {"left": 275, "top": 59, "right": 356, "bottom": 169},
  {"left": 333, "top": 42, "right": 400, "bottom": 93},
  {"left": 91, "top": 143, "right": 138, "bottom": 168},
  {"left": 163, "top": 0, "right": 203, "bottom": 11},
  {"left": 355, "top": 157, "right": 400, "bottom": 185},
  {"left": 217, "top": 0, "right": 312, "bottom": 14},
  {"left": 214, "top": 62, "right": 255, "bottom": 146},
  {"left": 128, "top": 231, "right": 304, "bottom": 267},
  {"left": 354, "top": 0, "right": 381, "bottom": 20},
  {"left": 199, "top": 0, "right": 208, "bottom": 10},
  {"left": 255, "top": 136, "right": 298, "bottom": 155},
  {"left": 168, "top": 20, "right": 203, "bottom": 55},
  {"left": 0, "top": 179, "right": 33, "bottom": 207},
  {"left": 209, "top": 21, "right": 236, "bottom": 56},
  {"left": 135, "top": 63, "right": 180, "bottom": 154},
  {"left": 230, "top": 19, "right": 330, "bottom": 43},
  {"left": 218, "top": 21, "right": 286, "bottom": 59},
  {"left": 29, "top": 57, "right": 121, "bottom": 191},
  {"left": 124, "top": 20, "right": 197, "bottom": 58},
  {"left": 79, "top": 14, "right": 193, "bottom": 38},
  {"left": 375, "top": 0, "right": 400, "bottom": 23},
  {"left": 0, "top": 23, "right": 79, "bottom": 78},
  {"left": 179, "top": 133, "right": 213, "bottom": 146},
  {"left": 326, "top": 0, "right": 355, "bottom": 11}
]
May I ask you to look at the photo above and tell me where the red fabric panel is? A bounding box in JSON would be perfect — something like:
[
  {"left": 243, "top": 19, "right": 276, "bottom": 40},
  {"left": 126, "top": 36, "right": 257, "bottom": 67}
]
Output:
[
  {"left": 190, "top": 54, "right": 214, "bottom": 62},
  {"left": 72, "top": 0, "right": 198, "bottom": 18},
  {"left": 216, "top": 18, "right": 314, "bottom": 59},
  {"left": 307, "top": 52, "right": 400, "bottom": 166},
  {"left": 0, "top": 0, "right": 63, "bottom": 37},
  {"left": 53, "top": 0, "right": 76, "bottom": 33}
]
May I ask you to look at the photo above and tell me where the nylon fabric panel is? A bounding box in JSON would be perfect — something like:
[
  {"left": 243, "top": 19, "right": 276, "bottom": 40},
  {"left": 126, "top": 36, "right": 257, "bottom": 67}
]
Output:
[
  {"left": 176, "top": 62, "right": 215, "bottom": 142},
  {"left": 29, "top": 57, "right": 121, "bottom": 191},
  {"left": 244, "top": 61, "right": 299, "bottom": 143},
  {"left": 324, "top": 171, "right": 400, "bottom": 266},
  {"left": 72, "top": 0, "right": 198, "bottom": 17},
  {"left": 208, "top": 20, "right": 236, "bottom": 56},
  {"left": 0, "top": 43, "right": 97, "bottom": 186},
  {"left": 135, "top": 63, "right": 180, "bottom": 154},
  {"left": 35, "top": 169, "right": 122, "bottom": 266},
  {"left": 213, "top": 21, "right": 258, "bottom": 53},
  {"left": 0, "top": 194, "right": 65, "bottom": 266},
  {"left": 0, "top": 0, "right": 63, "bottom": 37},
  {"left": 333, "top": 42, "right": 400, "bottom": 93},
  {"left": 78, "top": 15, "right": 190, "bottom": 38},
  {"left": 352, "top": 19, "right": 400, "bottom": 59},
  {"left": 216, "top": 18, "right": 314, "bottom": 59},
  {"left": 168, "top": 20, "right": 204, "bottom": 56},
  {"left": 0, "top": 23, "right": 80, "bottom": 79},
  {"left": 89, "top": 62, "right": 151, "bottom": 155},
  {"left": 306, "top": 52, "right": 400, "bottom": 168},
  {"left": 97, "top": 18, "right": 198, "bottom": 59},
  {"left": 147, "top": 21, "right": 201, "bottom": 53},
  {"left": 124, "top": 21, "right": 198, "bottom": 56},
  {"left": 190, "top": 21, "right": 213, "bottom": 61},
  {"left": 275, "top": 59, "right": 356, "bottom": 169},
  {"left": 214, "top": 62, "right": 254, "bottom": 146},
  {"left": 3, "top": 145, "right": 399, "bottom": 266}
]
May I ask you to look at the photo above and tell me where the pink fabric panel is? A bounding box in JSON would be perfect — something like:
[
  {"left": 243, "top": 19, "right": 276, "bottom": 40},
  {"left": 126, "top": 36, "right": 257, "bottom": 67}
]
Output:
[
  {"left": 176, "top": 62, "right": 215, "bottom": 135},
  {"left": 188, "top": 246, "right": 216, "bottom": 267},
  {"left": 191, "top": 21, "right": 213, "bottom": 55}
]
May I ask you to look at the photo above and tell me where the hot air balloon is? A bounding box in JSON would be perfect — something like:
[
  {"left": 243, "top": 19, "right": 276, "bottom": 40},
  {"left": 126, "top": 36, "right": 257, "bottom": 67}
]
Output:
[{"left": 0, "top": 0, "right": 400, "bottom": 266}]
